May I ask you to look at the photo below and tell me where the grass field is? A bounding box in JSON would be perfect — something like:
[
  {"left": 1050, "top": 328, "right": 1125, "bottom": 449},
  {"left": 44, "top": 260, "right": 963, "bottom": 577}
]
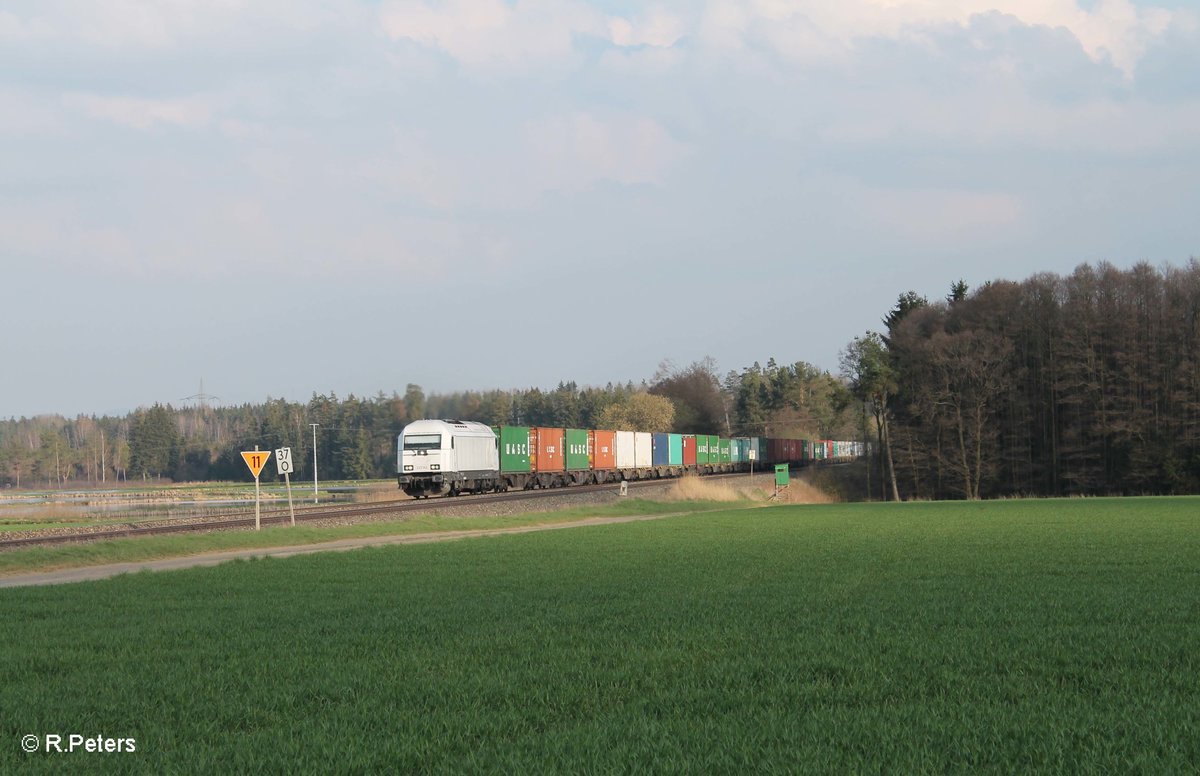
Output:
[
  {"left": 1, "top": 497, "right": 1197, "bottom": 772},
  {"left": 0, "top": 498, "right": 742, "bottom": 577}
]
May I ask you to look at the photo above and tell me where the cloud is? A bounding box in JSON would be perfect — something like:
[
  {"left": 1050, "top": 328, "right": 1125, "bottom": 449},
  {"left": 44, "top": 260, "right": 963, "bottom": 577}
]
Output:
[
  {"left": 379, "top": 0, "right": 689, "bottom": 74},
  {"left": 608, "top": 8, "right": 687, "bottom": 49},
  {"left": 523, "top": 112, "right": 690, "bottom": 192},
  {"left": 861, "top": 184, "right": 1025, "bottom": 242},
  {"left": 379, "top": 0, "right": 607, "bottom": 73},
  {"left": 696, "top": 0, "right": 1183, "bottom": 77},
  {"left": 0, "top": 1, "right": 349, "bottom": 49},
  {"left": 63, "top": 93, "right": 217, "bottom": 130}
]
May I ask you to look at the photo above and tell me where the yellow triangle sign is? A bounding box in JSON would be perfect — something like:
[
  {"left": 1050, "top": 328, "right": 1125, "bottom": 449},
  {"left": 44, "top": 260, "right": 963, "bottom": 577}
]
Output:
[{"left": 241, "top": 450, "right": 272, "bottom": 479}]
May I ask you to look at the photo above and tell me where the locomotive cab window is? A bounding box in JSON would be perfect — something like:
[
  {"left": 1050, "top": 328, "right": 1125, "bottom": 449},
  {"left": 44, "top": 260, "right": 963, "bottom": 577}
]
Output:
[{"left": 403, "top": 434, "right": 441, "bottom": 451}]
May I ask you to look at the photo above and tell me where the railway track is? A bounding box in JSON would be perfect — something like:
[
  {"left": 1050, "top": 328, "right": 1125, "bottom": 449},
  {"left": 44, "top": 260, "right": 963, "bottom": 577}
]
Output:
[{"left": 0, "top": 475, "right": 745, "bottom": 551}]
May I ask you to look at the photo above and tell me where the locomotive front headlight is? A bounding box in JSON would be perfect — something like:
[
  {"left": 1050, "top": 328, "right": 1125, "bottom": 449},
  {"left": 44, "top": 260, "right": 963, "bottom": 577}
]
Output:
[
  {"left": 403, "top": 465, "right": 413, "bottom": 472},
  {"left": 430, "top": 464, "right": 440, "bottom": 470}
]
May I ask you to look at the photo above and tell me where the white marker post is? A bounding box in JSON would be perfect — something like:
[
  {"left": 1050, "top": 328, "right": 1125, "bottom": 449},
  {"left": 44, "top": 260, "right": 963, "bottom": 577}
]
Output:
[
  {"left": 241, "top": 448, "right": 271, "bottom": 530},
  {"left": 749, "top": 448, "right": 756, "bottom": 482},
  {"left": 276, "top": 446, "right": 295, "bottom": 527}
]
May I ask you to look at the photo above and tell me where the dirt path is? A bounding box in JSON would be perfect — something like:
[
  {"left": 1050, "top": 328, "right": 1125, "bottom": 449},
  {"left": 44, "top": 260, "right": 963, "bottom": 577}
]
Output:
[{"left": 0, "top": 512, "right": 690, "bottom": 589}]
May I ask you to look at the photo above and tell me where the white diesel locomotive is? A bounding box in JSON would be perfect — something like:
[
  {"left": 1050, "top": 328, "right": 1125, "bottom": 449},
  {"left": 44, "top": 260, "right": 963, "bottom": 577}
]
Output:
[{"left": 397, "top": 419, "right": 502, "bottom": 498}]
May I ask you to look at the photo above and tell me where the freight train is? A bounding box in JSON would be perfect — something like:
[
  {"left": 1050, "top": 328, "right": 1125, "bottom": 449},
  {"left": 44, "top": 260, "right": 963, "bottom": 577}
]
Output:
[{"left": 397, "top": 419, "right": 863, "bottom": 498}]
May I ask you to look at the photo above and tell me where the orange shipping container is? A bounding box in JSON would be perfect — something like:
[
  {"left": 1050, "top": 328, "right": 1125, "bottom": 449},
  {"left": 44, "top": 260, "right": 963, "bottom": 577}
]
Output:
[
  {"left": 530, "top": 427, "right": 565, "bottom": 472},
  {"left": 592, "top": 430, "right": 617, "bottom": 470}
]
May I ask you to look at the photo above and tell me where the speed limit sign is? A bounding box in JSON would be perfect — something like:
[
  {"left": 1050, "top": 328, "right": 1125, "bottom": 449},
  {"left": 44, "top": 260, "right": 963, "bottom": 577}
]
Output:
[{"left": 275, "top": 447, "right": 293, "bottom": 475}]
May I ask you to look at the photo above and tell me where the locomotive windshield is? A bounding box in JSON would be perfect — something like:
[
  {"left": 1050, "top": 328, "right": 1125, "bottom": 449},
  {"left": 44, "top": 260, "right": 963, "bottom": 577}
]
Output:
[{"left": 403, "top": 434, "right": 441, "bottom": 451}]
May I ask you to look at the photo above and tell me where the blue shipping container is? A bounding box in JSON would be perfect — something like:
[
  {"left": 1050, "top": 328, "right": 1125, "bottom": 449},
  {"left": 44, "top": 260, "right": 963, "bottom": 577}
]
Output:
[{"left": 651, "top": 433, "right": 671, "bottom": 466}]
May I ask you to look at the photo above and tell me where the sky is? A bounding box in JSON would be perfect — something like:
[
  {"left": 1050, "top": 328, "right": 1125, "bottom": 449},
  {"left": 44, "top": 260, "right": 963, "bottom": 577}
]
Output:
[{"left": 2, "top": 0, "right": 1198, "bottom": 418}]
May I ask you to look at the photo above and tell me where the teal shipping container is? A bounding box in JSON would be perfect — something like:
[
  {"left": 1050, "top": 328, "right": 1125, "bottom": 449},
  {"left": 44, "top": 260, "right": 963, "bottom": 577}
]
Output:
[{"left": 668, "top": 433, "right": 683, "bottom": 466}]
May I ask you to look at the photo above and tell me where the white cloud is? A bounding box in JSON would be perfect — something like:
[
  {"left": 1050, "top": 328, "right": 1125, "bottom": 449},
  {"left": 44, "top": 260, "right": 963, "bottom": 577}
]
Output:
[
  {"left": 379, "top": 0, "right": 607, "bottom": 73},
  {"left": 697, "top": 0, "right": 1181, "bottom": 76},
  {"left": 609, "top": 8, "right": 687, "bottom": 48},
  {"left": 379, "top": 0, "right": 689, "bottom": 73},
  {"left": 0, "top": 88, "right": 67, "bottom": 135},
  {"left": 64, "top": 93, "right": 217, "bottom": 130},
  {"left": 523, "top": 112, "right": 690, "bottom": 192},
  {"left": 862, "top": 185, "right": 1025, "bottom": 242},
  {"left": 0, "top": 0, "right": 349, "bottom": 49}
]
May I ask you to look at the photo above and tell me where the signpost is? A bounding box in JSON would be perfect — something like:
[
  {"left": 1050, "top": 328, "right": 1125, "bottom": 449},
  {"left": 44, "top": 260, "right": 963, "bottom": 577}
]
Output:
[
  {"left": 748, "top": 448, "right": 756, "bottom": 481},
  {"left": 276, "top": 447, "right": 296, "bottom": 526},
  {"left": 241, "top": 448, "right": 272, "bottom": 530}
]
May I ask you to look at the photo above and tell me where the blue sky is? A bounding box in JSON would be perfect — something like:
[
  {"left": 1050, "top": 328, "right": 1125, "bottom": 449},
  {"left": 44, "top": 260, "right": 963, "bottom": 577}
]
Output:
[{"left": 2, "top": 0, "right": 1197, "bottom": 418}]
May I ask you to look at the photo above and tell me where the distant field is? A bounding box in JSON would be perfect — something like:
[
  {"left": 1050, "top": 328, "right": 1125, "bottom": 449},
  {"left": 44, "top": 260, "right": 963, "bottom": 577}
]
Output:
[
  {"left": 0, "top": 479, "right": 396, "bottom": 533},
  {"left": 1, "top": 497, "right": 1197, "bottom": 772}
]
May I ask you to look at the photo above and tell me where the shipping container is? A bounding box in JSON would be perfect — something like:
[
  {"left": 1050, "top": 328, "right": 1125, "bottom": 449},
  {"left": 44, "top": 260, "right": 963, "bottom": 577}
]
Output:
[
  {"left": 767, "top": 437, "right": 783, "bottom": 465},
  {"left": 530, "top": 427, "right": 565, "bottom": 473},
  {"left": 651, "top": 433, "right": 670, "bottom": 467},
  {"left": 593, "top": 430, "right": 617, "bottom": 470},
  {"left": 565, "top": 428, "right": 591, "bottom": 471},
  {"left": 749, "top": 437, "right": 765, "bottom": 464},
  {"left": 498, "top": 426, "right": 531, "bottom": 473},
  {"left": 615, "top": 431, "right": 636, "bottom": 469},
  {"left": 696, "top": 435, "right": 711, "bottom": 465},
  {"left": 634, "top": 432, "right": 653, "bottom": 468},
  {"left": 682, "top": 435, "right": 697, "bottom": 466},
  {"left": 668, "top": 433, "right": 683, "bottom": 466},
  {"left": 719, "top": 438, "right": 731, "bottom": 464}
]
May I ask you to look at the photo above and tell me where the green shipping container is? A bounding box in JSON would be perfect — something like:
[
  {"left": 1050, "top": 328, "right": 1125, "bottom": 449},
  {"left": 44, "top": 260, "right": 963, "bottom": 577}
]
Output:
[
  {"left": 719, "top": 438, "right": 731, "bottom": 464},
  {"left": 729, "top": 438, "right": 745, "bottom": 463},
  {"left": 696, "top": 434, "right": 711, "bottom": 465},
  {"left": 565, "top": 428, "right": 590, "bottom": 471},
  {"left": 499, "top": 426, "right": 531, "bottom": 473},
  {"left": 668, "top": 433, "right": 683, "bottom": 466}
]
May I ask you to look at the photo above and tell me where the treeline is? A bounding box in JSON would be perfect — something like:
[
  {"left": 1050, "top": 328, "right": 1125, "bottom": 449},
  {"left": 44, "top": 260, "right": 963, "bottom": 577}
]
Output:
[
  {"left": 0, "top": 361, "right": 859, "bottom": 487},
  {"left": 851, "top": 260, "right": 1200, "bottom": 499}
]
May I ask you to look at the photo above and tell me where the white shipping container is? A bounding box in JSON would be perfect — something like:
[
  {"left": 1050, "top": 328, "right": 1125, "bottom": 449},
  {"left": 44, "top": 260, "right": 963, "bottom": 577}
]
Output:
[
  {"left": 615, "top": 431, "right": 636, "bottom": 469},
  {"left": 634, "top": 432, "right": 653, "bottom": 468}
]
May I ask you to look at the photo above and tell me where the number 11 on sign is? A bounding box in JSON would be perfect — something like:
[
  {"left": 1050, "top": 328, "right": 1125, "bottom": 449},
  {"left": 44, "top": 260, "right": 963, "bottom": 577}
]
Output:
[{"left": 241, "top": 449, "right": 272, "bottom": 530}]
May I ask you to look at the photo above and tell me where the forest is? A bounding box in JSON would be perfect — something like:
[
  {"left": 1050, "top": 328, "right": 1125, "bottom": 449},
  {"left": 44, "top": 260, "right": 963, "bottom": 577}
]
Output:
[
  {"left": 0, "top": 360, "right": 858, "bottom": 488},
  {"left": 849, "top": 260, "right": 1200, "bottom": 500},
  {"left": 4, "top": 259, "right": 1197, "bottom": 499}
]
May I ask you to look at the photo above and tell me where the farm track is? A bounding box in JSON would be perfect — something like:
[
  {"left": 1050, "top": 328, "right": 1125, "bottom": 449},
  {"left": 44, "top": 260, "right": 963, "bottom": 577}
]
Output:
[{"left": 0, "top": 475, "right": 749, "bottom": 551}]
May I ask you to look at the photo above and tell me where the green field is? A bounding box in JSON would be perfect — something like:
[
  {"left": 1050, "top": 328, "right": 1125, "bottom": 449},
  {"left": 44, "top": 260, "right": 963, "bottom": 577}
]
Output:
[{"left": 1, "top": 497, "right": 1198, "bottom": 772}]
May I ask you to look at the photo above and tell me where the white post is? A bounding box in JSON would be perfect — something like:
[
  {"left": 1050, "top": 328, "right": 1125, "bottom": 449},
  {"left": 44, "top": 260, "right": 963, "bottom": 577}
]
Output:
[
  {"left": 254, "top": 445, "right": 261, "bottom": 531},
  {"left": 310, "top": 423, "right": 319, "bottom": 504},
  {"left": 285, "top": 472, "right": 295, "bottom": 527}
]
